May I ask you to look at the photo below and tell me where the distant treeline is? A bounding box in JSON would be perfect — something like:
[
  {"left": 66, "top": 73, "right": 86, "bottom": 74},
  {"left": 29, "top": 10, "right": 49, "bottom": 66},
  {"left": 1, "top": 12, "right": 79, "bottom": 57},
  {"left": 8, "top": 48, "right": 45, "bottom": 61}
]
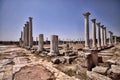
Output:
[
  {"left": 0, "top": 37, "right": 119, "bottom": 45},
  {"left": 0, "top": 41, "right": 19, "bottom": 45}
]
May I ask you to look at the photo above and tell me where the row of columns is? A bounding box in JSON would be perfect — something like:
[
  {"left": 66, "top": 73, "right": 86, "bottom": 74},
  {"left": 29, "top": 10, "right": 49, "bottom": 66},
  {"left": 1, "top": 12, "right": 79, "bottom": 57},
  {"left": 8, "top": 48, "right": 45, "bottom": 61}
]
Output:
[
  {"left": 83, "top": 12, "right": 116, "bottom": 50},
  {"left": 19, "top": 17, "right": 33, "bottom": 48}
]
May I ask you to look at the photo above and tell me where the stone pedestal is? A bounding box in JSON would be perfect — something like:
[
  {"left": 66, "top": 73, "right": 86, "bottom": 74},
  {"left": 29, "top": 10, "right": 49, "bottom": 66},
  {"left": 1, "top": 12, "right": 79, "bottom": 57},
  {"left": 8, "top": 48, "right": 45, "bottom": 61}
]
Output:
[
  {"left": 83, "top": 12, "right": 91, "bottom": 49},
  {"left": 38, "top": 34, "right": 44, "bottom": 51},
  {"left": 48, "top": 35, "right": 59, "bottom": 56},
  {"left": 96, "top": 23, "right": 101, "bottom": 50},
  {"left": 91, "top": 19, "right": 97, "bottom": 50}
]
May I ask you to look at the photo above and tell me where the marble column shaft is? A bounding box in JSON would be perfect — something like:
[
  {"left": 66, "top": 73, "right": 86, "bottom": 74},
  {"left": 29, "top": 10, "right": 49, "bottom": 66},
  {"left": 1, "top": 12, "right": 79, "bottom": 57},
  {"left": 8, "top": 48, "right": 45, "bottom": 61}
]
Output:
[
  {"left": 103, "top": 27, "right": 107, "bottom": 46},
  {"left": 91, "top": 19, "right": 97, "bottom": 49},
  {"left": 83, "top": 12, "right": 91, "bottom": 49},
  {"left": 96, "top": 23, "right": 101, "bottom": 49},
  {"left": 29, "top": 17, "right": 33, "bottom": 48},
  {"left": 114, "top": 36, "right": 117, "bottom": 44},
  {"left": 23, "top": 26, "right": 26, "bottom": 47},
  {"left": 25, "top": 25, "right": 27, "bottom": 46},
  {"left": 26, "top": 22, "right": 29, "bottom": 46},
  {"left": 38, "top": 34, "right": 44, "bottom": 51},
  {"left": 50, "top": 35, "right": 59, "bottom": 55},
  {"left": 100, "top": 25, "right": 104, "bottom": 47},
  {"left": 109, "top": 31, "right": 113, "bottom": 46}
]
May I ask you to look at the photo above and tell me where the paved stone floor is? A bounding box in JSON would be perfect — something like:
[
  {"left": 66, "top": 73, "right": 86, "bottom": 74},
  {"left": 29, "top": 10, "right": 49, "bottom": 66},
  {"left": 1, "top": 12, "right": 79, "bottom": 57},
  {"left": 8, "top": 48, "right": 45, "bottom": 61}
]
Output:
[{"left": 0, "top": 45, "right": 79, "bottom": 80}]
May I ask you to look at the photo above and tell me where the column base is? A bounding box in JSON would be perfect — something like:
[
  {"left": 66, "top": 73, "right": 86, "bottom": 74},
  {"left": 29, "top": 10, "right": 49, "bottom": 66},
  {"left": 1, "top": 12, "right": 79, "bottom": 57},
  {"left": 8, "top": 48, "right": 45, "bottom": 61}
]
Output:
[
  {"left": 92, "top": 47, "right": 97, "bottom": 50},
  {"left": 97, "top": 47, "right": 101, "bottom": 50},
  {"left": 84, "top": 46, "right": 90, "bottom": 50}
]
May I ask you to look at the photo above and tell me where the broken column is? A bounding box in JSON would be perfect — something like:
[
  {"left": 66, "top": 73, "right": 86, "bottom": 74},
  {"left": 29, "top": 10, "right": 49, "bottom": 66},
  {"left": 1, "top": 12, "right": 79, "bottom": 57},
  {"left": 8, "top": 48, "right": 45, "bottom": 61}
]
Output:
[
  {"left": 100, "top": 25, "right": 104, "bottom": 48},
  {"left": 96, "top": 23, "right": 101, "bottom": 50},
  {"left": 83, "top": 12, "right": 91, "bottom": 49},
  {"left": 38, "top": 34, "right": 44, "bottom": 51},
  {"left": 91, "top": 19, "right": 97, "bottom": 49},
  {"left": 103, "top": 27, "right": 107, "bottom": 47},
  {"left": 108, "top": 31, "right": 113, "bottom": 46},
  {"left": 28, "top": 17, "right": 33, "bottom": 48},
  {"left": 48, "top": 35, "right": 59, "bottom": 56}
]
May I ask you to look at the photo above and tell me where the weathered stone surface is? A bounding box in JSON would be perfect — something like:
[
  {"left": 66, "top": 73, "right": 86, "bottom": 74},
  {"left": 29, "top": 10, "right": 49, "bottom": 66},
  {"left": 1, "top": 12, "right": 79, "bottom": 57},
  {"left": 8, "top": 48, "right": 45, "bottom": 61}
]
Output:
[
  {"left": 87, "top": 71, "right": 112, "bottom": 80},
  {"left": 78, "top": 51, "right": 85, "bottom": 57},
  {"left": 64, "top": 56, "right": 77, "bottom": 64},
  {"left": 0, "top": 72, "right": 4, "bottom": 80},
  {"left": 107, "top": 65, "right": 120, "bottom": 80},
  {"left": 98, "top": 52, "right": 113, "bottom": 56},
  {"left": 84, "top": 52, "right": 98, "bottom": 71},
  {"left": 0, "top": 59, "right": 12, "bottom": 66},
  {"left": 105, "top": 60, "right": 116, "bottom": 68},
  {"left": 92, "top": 66, "right": 108, "bottom": 75},
  {"left": 52, "top": 58, "right": 61, "bottom": 64}
]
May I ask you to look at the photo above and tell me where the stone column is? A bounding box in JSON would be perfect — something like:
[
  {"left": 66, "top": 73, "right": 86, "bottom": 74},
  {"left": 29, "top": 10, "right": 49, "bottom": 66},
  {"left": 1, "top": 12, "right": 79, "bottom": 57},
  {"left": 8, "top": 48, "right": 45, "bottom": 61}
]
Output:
[
  {"left": 23, "top": 26, "right": 25, "bottom": 47},
  {"left": 19, "top": 38, "right": 22, "bottom": 47},
  {"left": 100, "top": 25, "right": 104, "bottom": 47},
  {"left": 114, "top": 36, "right": 117, "bottom": 44},
  {"left": 29, "top": 17, "right": 33, "bottom": 48},
  {"left": 83, "top": 12, "right": 91, "bottom": 49},
  {"left": 24, "top": 25, "right": 27, "bottom": 47},
  {"left": 26, "top": 22, "right": 29, "bottom": 47},
  {"left": 91, "top": 19, "right": 97, "bottom": 49},
  {"left": 96, "top": 23, "right": 101, "bottom": 50},
  {"left": 48, "top": 35, "right": 59, "bottom": 56},
  {"left": 103, "top": 27, "right": 107, "bottom": 47},
  {"left": 38, "top": 34, "right": 44, "bottom": 51},
  {"left": 21, "top": 31, "right": 23, "bottom": 47},
  {"left": 108, "top": 31, "right": 113, "bottom": 46}
]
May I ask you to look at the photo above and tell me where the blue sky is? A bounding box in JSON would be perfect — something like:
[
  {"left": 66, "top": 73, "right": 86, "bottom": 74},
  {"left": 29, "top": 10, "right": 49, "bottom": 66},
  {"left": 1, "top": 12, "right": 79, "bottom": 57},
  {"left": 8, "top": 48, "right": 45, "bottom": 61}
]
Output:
[{"left": 0, "top": 0, "right": 120, "bottom": 41}]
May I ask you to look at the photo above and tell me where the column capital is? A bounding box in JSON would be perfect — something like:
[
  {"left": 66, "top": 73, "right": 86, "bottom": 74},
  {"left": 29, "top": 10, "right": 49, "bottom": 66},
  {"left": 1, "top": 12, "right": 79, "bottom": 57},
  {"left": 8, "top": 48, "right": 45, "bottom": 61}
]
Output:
[
  {"left": 103, "top": 27, "right": 106, "bottom": 29},
  {"left": 83, "top": 12, "right": 91, "bottom": 17},
  {"left": 24, "top": 23, "right": 27, "bottom": 26},
  {"left": 29, "top": 17, "right": 32, "bottom": 20},
  {"left": 101, "top": 25, "right": 104, "bottom": 28},
  {"left": 108, "top": 31, "right": 113, "bottom": 34},
  {"left": 26, "top": 21, "right": 29, "bottom": 24},
  {"left": 96, "top": 22, "right": 101, "bottom": 26},
  {"left": 91, "top": 19, "right": 96, "bottom": 23}
]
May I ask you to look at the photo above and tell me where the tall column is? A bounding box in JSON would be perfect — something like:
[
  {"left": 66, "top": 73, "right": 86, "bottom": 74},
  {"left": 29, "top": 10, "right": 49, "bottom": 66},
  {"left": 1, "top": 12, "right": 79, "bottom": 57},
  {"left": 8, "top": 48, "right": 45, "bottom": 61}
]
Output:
[
  {"left": 55, "top": 35, "right": 59, "bottom": 52},
  {"left": 114, "top": 36, "right": 117, "bottom": 44},
  {"left": 83, "top": 12, "right": 91, "bottom": 49},
  {"left": 91, "top": 19, "right": 97, "bottom": 49},
  {"left": 23, "top": 26, "right": 25, "bottom": 47},
  {"left": 103, "top": 27, "right": 107, "bottom": 47},
  {"left": 21, "top": 31, "right": 23, "bottom": 47},
  {"left": 29, "top": 17, "right": 33, "bottom": 48},
  {"left": 38, "top": 34, "right": 44, "bottom": 51},
  {"left": 96, "top": 23, "right": 101, "bottom": 49},
  {"left": 108, "top": 31, "right": 113, "bottom": 46},
  {"left": 26, "top": 22, "right": 29, "bottom": 46},
  {"left": 48, "top": 35, "right": 59, "bottom": 56},
  {"left": 24, "top": 24, "right": 27, "bottom": 47},
  {"left": 100, "top": 25, "right": 104, "bottom": 47}
]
